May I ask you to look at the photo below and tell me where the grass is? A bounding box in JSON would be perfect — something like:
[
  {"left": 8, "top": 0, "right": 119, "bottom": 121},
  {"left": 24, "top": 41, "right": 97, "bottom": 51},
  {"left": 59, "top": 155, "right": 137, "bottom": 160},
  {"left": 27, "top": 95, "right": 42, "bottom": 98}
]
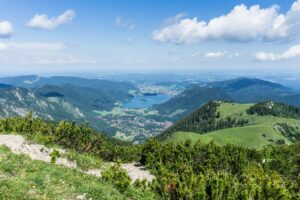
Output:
[
  {"left": 217, "top": 102, "right": 253, "bottom": 119},
  {"left": 64, "top": 150, "right": 103, "bottom": 171},
  {"left": 168, "top": 124, "right": 290, "bottom": 149},
  {"left": 0, "top": 145, "right": 158, "bottom": 200},
  {"left": 167, "top": 102, "right": 300, "bottom": 149}
]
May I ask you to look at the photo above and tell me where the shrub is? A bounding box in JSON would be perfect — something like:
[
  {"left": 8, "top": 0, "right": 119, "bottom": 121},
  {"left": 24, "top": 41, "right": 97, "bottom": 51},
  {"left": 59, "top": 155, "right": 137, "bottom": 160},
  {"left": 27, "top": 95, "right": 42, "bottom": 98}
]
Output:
[
  {"left": 102, "top": 162, "right": 131, "bottom": 192},
  {"left": 50, "top": 149, "right": 61, "bottom": 164}
]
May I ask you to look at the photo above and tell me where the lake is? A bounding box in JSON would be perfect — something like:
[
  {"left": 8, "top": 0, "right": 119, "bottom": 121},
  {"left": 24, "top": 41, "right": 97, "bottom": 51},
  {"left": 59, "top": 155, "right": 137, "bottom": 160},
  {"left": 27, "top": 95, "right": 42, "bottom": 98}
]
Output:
[{"left": 123, "top": 93, "right": 171, "bottom": 109}]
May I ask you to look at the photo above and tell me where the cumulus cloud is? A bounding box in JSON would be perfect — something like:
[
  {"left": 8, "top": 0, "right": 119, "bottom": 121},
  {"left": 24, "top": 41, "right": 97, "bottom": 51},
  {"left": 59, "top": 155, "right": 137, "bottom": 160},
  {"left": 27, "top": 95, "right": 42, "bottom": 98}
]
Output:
[
  {"left": 254, "top": 44, "right": 300, "bottom": 61},
  {"left": 0, "top": 21, "right": 13, "bottom": 38},
  {"left": 114, "top": 17, "right": 135, "bottom": 29},
  {"left": 152, "top": 0, "right": 300, "bottom": 44},
  {"left": 192, "top": 51, "right": 237, "bottom": 59},
  {"left": 0, "top": 42, "right": 66, "bottom": 51},
  {"left": 26, "top": 10, "right": 75, "bottom": 30}
]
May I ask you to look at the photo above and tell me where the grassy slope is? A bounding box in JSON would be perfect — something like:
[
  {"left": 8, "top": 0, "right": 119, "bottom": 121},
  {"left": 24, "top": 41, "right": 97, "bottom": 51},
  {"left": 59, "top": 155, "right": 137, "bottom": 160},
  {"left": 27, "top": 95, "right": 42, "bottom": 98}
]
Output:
[
  {"left": 167, "top": 102, "right": 300, "bottom": 149},
  {"left": 0, "top": 145, "right": 158, "bottom": 200}
]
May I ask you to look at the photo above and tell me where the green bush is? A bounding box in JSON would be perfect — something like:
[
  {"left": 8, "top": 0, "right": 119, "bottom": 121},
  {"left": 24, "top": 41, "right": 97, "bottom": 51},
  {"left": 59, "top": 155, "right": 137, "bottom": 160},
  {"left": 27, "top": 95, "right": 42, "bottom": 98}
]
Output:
[
  {"left": 50, "top": 149, "right": 61, "bottom": 164},
  {"left": 102, "top": 162, "right": 131, "bottom": 192}
]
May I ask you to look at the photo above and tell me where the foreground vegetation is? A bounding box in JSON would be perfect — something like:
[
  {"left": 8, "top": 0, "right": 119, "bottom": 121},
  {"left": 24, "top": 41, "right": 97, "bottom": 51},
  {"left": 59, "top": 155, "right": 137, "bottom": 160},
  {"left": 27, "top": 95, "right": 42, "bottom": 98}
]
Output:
[
  {"left": 0, "top": 108, "right": 299, "bottom": 199},
  {"left": 142, "top": 140, "right": 300, "bottom": 199},
  {"left": 0, "top": 113, "right": 141, "bottom": 162},
  {"left": 0, "top": 145, "right": 157, "bottom": 200}
]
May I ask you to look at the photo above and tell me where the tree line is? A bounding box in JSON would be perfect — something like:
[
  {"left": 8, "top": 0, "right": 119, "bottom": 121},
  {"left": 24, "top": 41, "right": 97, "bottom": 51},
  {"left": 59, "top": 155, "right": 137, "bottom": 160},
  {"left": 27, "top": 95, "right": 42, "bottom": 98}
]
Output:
[
  {"left": 247, "top": 101, "right": 300, "bottom": 119},
  {"left": 158, "top": 101, "right": 249, "bottom": 140}
]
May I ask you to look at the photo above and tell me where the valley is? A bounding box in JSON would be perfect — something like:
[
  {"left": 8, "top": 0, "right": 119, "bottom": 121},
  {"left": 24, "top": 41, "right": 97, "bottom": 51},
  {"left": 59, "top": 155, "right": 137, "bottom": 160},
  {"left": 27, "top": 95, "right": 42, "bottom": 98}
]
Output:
[
  {"left": 3, "top": 0, "right": 300, "bottom": 198},
  {"left": 2, "top": 75, "right": 300, "bottom": 143},
  {"left": 0, "top": 76, "right": 187, "bottom": 142}
]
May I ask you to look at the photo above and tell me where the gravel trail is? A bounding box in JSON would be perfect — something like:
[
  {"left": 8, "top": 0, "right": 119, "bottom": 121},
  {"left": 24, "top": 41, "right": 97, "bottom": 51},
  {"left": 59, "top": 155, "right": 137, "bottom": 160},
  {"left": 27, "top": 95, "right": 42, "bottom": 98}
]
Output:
[{"left": 0, "top": 134, "right": 154, "bottom": 182}]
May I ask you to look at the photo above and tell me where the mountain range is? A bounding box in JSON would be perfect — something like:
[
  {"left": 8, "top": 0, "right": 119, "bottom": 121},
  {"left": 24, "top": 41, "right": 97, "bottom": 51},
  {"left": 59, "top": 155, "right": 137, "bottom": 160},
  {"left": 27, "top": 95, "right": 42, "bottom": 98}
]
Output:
[
  {"left": 155, "top": 78, "right": 300, "bottom": 121},
  {"left": 1, "top": 76, "right": 300, "bottom": 140},
  {"left": 0, "top": 76, "right": 135, "bottom": 135}
]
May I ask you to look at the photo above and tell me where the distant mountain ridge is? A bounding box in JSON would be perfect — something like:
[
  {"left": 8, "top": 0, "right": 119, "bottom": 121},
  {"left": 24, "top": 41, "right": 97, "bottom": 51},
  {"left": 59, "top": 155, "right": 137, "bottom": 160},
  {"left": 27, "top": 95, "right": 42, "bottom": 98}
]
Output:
[
  {"left": 153, "top": 86, "right": 231, "bottom": 120},
  {"left": 208, "top": 78, "right": 287, "bottom": 92},
  {"left": 0, "top": 83, "right": 13, "bottom": 89},
  {"left": 0, "top": 75, "right": 135, "bottom": 91},
  {"left": 155, "top": 78, "right": 300, "bottom": 120}
]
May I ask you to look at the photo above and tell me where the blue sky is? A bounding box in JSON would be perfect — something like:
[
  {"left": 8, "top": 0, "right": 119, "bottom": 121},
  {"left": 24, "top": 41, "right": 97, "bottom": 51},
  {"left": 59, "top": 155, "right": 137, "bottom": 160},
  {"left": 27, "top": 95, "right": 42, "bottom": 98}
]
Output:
[{"left": 0, "top": 0, "right": 300, "bottom": 75}]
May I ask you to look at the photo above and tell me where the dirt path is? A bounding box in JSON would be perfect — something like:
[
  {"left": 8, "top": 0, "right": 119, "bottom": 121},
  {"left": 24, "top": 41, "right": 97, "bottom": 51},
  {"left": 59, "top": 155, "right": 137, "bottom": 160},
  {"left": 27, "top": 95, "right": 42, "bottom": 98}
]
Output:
[{"left": 0, "top": 134, "right": 154, "bottom": 182}]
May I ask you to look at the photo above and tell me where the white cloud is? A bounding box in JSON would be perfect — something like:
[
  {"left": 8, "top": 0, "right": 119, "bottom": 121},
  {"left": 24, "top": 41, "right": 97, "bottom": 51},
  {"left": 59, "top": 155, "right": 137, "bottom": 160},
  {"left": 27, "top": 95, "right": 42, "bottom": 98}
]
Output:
[
  {"left": 163, "top": 12, "right": 187, "bottom": 26},
  {"left": 192, "top": 51, "right": 240, "bottom": 59},
  {"left": 254, "top": 44, "right": 300, "bottom": 61},
  {"left": 114, "top": 17, "right": 135, "bottom": 30},
  {"left": 0, "top": 21, "right": 13, "bottom": 38},
  {"left": 0, "top": 42, "right": 66, "bottom": 51},
  {"left": 204, "top": 52, "right": 226, "bottom": 59},
  {"left": 152, "top": 0, "right": 300, "bottom": 44},
  {"left": 26, "top": 10, "right": 75, "bottom": 30},
  {"left": 22, "top": 56, "right": 98, "bottom": 65}
]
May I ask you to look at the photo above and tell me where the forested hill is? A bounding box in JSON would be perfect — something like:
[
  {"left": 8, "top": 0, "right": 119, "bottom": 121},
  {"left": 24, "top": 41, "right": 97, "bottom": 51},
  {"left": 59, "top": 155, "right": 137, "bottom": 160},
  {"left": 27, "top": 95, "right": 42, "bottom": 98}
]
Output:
[
  {"left": 158, "top": 101, "right": 249, "bottom": 140},
  {"left": 161, "top": 101, "right": 300, "bottom": 149}
]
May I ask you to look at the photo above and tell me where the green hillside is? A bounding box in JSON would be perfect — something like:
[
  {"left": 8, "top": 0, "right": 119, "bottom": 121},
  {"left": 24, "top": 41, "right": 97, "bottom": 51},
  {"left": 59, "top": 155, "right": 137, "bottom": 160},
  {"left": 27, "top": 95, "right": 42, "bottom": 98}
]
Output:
[{"left": 166, "top": 102, "right": 300, "bottom": 149}]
